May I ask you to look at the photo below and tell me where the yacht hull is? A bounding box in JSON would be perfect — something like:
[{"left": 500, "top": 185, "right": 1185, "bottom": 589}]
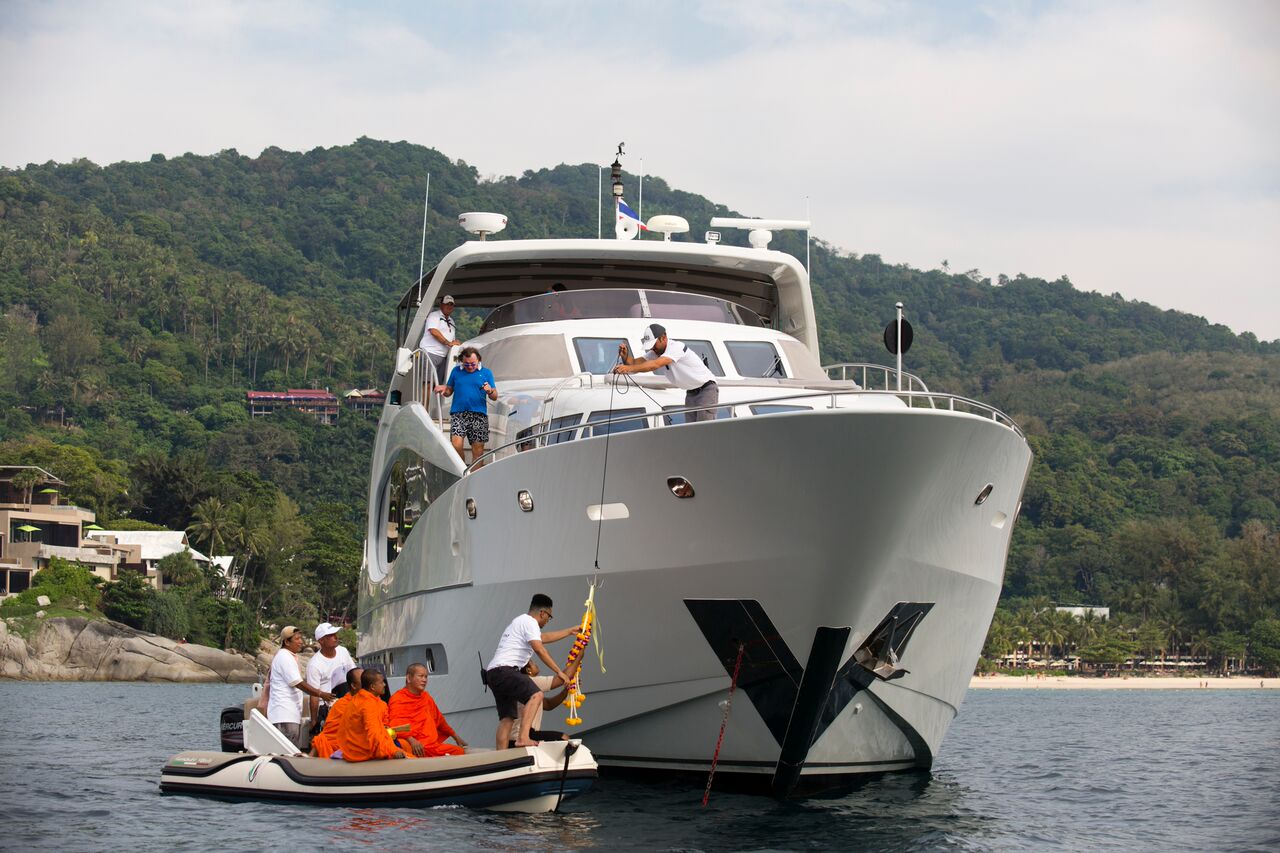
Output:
[{"left": 360, "top": 404, "right": 1032, "bottom": 793}]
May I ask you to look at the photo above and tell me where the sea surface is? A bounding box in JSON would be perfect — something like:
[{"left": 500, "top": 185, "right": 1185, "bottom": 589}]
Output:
[{"left": 0, "top": 683, "right": 1276, "bottom": 852}]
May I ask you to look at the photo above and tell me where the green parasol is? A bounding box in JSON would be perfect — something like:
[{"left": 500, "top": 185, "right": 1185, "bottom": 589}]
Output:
[{"left": 17, "top": 524, "right": 40, "bottom": 532}]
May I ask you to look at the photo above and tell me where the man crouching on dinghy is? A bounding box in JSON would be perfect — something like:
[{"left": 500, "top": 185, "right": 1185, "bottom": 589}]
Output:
[
  {"left": 485, "top": 594, "right": 581, "bottom": 750},
  {"left": 338, "top": 670, "right": 406, "bottom": 761}
]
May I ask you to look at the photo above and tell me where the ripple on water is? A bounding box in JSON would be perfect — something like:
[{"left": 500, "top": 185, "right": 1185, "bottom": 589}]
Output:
[{"left": 1, "top": 682, "right": 1278, "bottom": 852}]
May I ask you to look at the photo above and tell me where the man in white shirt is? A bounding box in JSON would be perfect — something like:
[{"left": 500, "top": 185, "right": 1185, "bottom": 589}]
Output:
[
  {"left": 305, "top": 622, "right": 355, "bottom": 727},
  {"left": 613, "top": 323, "right": 719, "bottom": 421},
  {"left": 420, "top": 294, "right": 462, "bottom": 385},
  {"left": 484, "top": 594, "right": 581, "bottom": 750},
  {"left": 267, "top": 626, "right": 334, "bottom": 748}
]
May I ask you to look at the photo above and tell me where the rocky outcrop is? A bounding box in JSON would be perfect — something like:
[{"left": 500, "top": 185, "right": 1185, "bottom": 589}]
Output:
[{"left": 0, "top": 616, "right": 258, "bottom": 683}]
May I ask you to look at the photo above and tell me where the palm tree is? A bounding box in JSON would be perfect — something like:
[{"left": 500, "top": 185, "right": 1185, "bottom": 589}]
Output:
[
  {"left": 11, "top": 469, "right": 43, "bottom": 505},
  {"left": 1159, "top": 611, "right": 1185, "bottom": 671},
  {"left": 187, "top": 497, "right": 231, "bottom": 560}
]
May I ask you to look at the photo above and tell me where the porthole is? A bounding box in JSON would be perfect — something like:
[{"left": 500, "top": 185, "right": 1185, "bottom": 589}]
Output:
[
  {"left": 668, "top": 477, "right": 695, "bottom": 499},
  {"left": 517, "top": 490, "right": 534, "bottom": 512},
  {"left": 974, "top": 483, "right": 994, "bottom": 506},
  {"left": 466, "top": 497, "right": 477, "bottom": 519}
]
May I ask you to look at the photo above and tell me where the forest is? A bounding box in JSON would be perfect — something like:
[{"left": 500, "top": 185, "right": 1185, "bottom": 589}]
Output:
[{"left": 1, "top": 138, "right": 1277, "bottom": 671}]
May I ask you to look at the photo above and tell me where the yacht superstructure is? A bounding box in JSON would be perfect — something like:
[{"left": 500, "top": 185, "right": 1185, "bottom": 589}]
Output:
[{"left": 359, "top": 167, "right": 1032, "bottom": 795}]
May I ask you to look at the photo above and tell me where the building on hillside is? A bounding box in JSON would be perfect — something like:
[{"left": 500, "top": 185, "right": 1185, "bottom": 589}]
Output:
[
  {"left": 343, "top": 388, "right": 387, "bottom": 417},
  {"left": 0, "top": 466, "right": 124, "bottom": 596},
  {"left": 1055, "top": 605, "right": 1110, "bottom": 620},
  {"left": 246, "top": 389, "right": 339, "bottom": 424},
  {"left": 85, "top": 531, "right": 214, "bottom": 589}
]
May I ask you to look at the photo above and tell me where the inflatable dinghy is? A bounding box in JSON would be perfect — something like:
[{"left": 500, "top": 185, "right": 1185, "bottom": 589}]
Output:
[{"left": 161, "top": 709, "right": 596, "bottom": 812}]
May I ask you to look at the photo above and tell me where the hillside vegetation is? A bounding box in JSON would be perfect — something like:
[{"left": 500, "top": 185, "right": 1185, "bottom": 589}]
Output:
[{"left": 2, "top": 139, "right": 1277, "bottom": 669}]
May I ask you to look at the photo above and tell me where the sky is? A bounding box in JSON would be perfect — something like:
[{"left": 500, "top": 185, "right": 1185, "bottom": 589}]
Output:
[{"left": 3, "top": 0, "right": 1278, "bottom": 341}]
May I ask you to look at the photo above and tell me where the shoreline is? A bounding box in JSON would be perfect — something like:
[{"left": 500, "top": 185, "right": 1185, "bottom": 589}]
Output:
[{"left": 970, "top": 674, "right": 1276, "bottom": 690}]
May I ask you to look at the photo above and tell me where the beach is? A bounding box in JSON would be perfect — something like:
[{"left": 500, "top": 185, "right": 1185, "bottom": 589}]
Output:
[{"left": 970, "top": 674, "right": 1277, "bottom": 690}]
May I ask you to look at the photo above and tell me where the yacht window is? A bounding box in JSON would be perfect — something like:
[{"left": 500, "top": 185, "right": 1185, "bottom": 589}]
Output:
[
  {"left": 516, "top": 425, "right": 539, "bottom": 452},
  {"left": 547, "top": 414, "right": 582, "bottom": 444},
  {"left": 586, "top": 407, "right": 647, "bottom": 436},
  {"left": 573, "top": 337, "right": 628, "bottom": 374},
  {"left": 726, "top": 341, "right": 786, "bottom": 378},
  {"left": 663, "top": 404, "right": 732, "bottom": 425},
  {"left": 681, "top": 340, "right": 725, "bottom": 376},
  {"left": 382, "top": 448, "right": 459, "bottom": 569},
  {"left": 750, "top": 404, "right": 811, "bottom": 415},
  {"left": 475, "top": 334, "right": 573, "bottom": 380}
]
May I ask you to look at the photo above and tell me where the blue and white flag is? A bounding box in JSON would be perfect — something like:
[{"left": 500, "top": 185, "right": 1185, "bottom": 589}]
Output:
[
  {"left": 617, "top": 200, "right": 646, "bottom": 229},
  {"left": 615, "top": 199, "right": 646, "bottom": 240}
]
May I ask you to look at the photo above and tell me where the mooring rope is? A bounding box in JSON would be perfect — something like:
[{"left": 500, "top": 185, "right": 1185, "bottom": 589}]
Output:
[{"left": 702, "top": 642, "right": 745, "bottom": 807}]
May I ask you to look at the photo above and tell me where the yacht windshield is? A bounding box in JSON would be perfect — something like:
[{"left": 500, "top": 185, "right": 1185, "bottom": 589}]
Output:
[{"left": 479, "top": 288, "right": 764, "bottom": 333}]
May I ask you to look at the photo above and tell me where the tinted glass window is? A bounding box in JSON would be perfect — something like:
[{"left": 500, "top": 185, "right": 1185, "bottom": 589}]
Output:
[
  {"left": 727, "top": 341, "right": 786, "bottom": 378},
  {"left": 750, "top": 404, "right": 811, "bottom": 415},
  {"left": 587, "top": 407, "right": 647, "bottom": 436},
  {"left": 662, "top": 405, "right": 732, "bottom": 425},
  {"left": 548, "top": 414, "right": 582, "bottom": 444},
  {"left": 573, "top": 338, "right": 627, "bottom": 374},
  {"left": 682, "top": 340, "right": 725, "bottom": 376}
]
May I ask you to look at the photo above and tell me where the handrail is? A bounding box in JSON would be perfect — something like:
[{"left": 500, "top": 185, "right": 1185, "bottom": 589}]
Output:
[
  {"left": 823, "top": 362, "right": 930, "bottom": 393},
  {"left": 404, "top": 348, "right": 449, "bottom": 423},
  {"left": 466, "top": 385, "right": 1023, "bottom": 472}
]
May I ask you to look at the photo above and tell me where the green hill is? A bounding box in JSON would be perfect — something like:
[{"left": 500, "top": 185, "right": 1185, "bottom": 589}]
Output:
[{"left": 2, "top": 138, "right": 1277, "bottom": 666}]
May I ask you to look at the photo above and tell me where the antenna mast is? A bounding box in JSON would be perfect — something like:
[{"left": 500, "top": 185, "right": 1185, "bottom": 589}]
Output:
[{"left": 416, "top": 174, "right": 431, "bottom": 304}]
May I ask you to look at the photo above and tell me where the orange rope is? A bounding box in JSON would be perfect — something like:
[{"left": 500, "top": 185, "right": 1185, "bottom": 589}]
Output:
[{"left": 702, "top": 642, "right": 745, "bottom": 807}]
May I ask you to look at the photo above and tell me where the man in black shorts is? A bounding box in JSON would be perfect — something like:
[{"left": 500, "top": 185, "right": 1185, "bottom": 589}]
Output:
[{"left": 484, "top": 594, "right": 581, "bottom": 749}]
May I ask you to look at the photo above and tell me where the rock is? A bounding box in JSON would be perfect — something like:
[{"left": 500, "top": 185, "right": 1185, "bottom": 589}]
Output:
[
  {"left": 0, "top": 616, "right": 259, "bottom": 683},
  {"left": 36, "top": 595, "right": 51, "bottom": 607},
  {"left": 35, "top": 610, "right": 46, "bottom": 618}
]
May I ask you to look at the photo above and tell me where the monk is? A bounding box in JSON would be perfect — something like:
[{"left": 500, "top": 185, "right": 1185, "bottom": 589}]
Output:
[
  {"left": 338, "top": 670, "right": 406, "bottom": 762},
  {"left": 389, "top": 663, "right": 468, "bottom": 757},
  {"left": 309, "top": 667, "right": 362, "bottom": 759}
]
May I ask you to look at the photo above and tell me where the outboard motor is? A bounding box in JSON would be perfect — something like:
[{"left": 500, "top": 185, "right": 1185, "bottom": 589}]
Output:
[{"left": 220, "top": 705, "right": 245, "bottom": 752}]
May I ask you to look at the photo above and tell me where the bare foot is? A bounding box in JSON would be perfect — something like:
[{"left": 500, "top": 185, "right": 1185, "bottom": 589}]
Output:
[{"left": 514, "top": 739, "right": 538, "bottom": 748}]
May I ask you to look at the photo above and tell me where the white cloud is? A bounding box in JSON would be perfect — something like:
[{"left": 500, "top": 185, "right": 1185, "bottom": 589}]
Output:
[{"left": 2, "top": 0, "right": 1277, "bottom": 339}]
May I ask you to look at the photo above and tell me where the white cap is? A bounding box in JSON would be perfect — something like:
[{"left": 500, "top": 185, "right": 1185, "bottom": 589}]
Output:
[
  {"left": 442, "top": 294, "right": 455, "bottom": 304},
  {"left": 314, "top": 622, "right": 341, "bottom": 641}
]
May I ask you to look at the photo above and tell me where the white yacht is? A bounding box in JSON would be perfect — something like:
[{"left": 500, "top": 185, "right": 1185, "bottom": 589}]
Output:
[{"left": 359, "top": 166, "right": 1033, "bottom": 796}]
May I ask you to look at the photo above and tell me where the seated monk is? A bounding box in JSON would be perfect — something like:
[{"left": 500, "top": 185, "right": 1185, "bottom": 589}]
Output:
[
  {"left": 389, "top": 663, "right": 468, "bottom": 757},
  {"left": 309, "top": 667, "right": 362, "bottom": 759},
  {"left": 338, "top": 670, "right": 405, "bottom": 762}
]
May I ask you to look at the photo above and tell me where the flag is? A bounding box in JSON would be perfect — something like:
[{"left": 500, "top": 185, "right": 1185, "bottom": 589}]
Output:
[{"left": 617, "top": 200, "right": 647, "bottom": 230}]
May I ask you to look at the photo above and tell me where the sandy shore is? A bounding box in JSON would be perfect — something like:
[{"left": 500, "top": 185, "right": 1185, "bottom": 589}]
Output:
[{"left": 970, "top": 674, "right": 1277, "bottom": 690}]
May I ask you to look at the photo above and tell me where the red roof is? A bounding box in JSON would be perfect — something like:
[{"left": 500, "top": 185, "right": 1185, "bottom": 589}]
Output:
[{"left": 246, "top": 389, "right": 337, "bottom": 401}]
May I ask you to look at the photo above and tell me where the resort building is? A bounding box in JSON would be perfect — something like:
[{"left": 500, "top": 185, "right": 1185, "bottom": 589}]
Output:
[
  {"left": 0, "top": 466, "right": 122, "bottom": 595},
  {"left": 1, "top": 466, "right": 234, "bottom": 598},
  {"left": 246, "top": 389, "right": 340, "bottom": 424},
  {"left": 343, "top": 388, "right": 387, "bottom": 417},
  {"left": 1055, "top": 605, "right": 1111, "bottom": 620},
  {"left": 84, "top": 530, "right": 214, "bottom": 589}
]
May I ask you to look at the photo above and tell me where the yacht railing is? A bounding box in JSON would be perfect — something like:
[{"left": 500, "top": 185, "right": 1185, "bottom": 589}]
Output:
[
  {"left": 467, "top": 383, "right": 1023, "bottom": 472},
  {"left": 404, "top": 348, "right": 450, "bottom": 424},
  {"left": 824, "top": 362, "right": 930, "bottom": 393}
]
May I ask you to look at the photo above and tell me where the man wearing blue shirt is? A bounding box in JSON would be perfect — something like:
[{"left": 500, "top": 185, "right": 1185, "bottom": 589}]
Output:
[{"left": 436, "top": 346, "right": 498, "bottom": 466}]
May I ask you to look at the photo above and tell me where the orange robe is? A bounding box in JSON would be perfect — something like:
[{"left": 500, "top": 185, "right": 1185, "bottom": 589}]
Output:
[
  {"left": 388, "top": 687, "right": 465, "bottom": 757},
  {"left": 309, "top": 694, "right": 352, "bottom": 759},
  {"left": 339, "top": 690, "right": 401, "bottom": 762}
]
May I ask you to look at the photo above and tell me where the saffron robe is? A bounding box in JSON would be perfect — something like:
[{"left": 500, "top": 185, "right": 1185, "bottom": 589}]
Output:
[
  {"left": 339, "top": 690, "right": 401, "bottom": 762},
  {"left": 309, "top": 693, "right": 352, "bottom": 759},
  {"left": 388, "top": 687, "right": 465, "bottom": 757}
]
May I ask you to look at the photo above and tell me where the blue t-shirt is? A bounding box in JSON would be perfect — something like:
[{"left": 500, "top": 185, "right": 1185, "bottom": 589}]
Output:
[{"left": 447, "top": 365, "right": 496, "bottom": 414}]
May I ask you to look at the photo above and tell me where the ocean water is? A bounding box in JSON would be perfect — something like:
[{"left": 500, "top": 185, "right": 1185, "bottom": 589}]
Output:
[{"left": 0, "top": 683, "right": 1276, "bottom": 852}]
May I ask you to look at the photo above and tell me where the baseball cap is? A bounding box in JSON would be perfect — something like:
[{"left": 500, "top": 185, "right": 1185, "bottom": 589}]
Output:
[
  {"left": 314, "top": 621, "right": 341, "bottom": 641},
  {"left": 280, "top": 625, "right": 300, "bottom": 643},
  {"left": 639, "top": 323, "right": 666, "bottom": 351},
  {"left": 442, "top": 295, "right": 455, "bottom": 304}
]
